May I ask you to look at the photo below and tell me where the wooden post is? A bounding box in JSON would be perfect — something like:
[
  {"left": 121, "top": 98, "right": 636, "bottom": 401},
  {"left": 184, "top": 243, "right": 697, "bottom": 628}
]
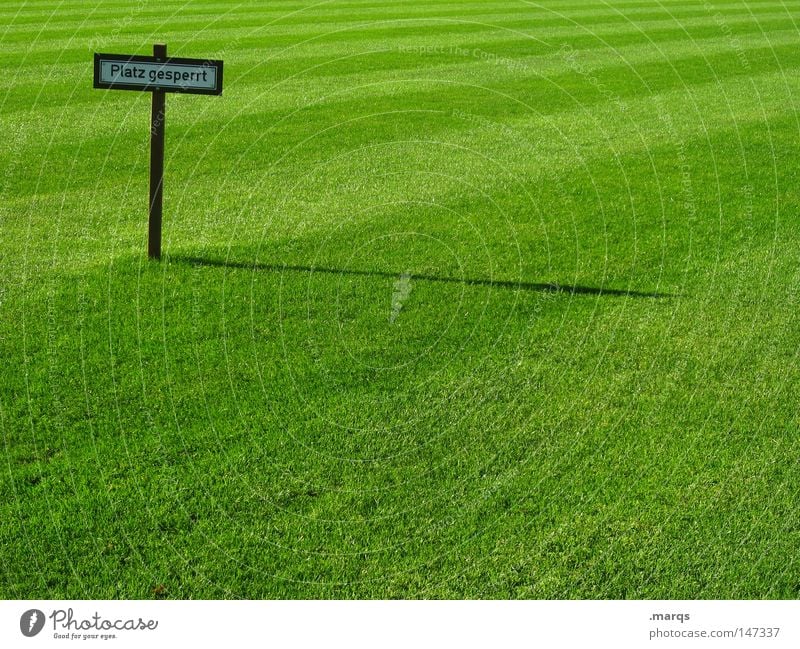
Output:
[{"left": 148, "top": 43, "right": 167, "bottom": 260}]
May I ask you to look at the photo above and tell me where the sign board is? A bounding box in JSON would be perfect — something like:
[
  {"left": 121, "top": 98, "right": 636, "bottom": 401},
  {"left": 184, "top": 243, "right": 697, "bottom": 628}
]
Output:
[
  {"left": 93, "top": 44, "right": 224, "bottom": 260},
  {"left": 93, "top": 53, "right": 223, "bottom": 95}
]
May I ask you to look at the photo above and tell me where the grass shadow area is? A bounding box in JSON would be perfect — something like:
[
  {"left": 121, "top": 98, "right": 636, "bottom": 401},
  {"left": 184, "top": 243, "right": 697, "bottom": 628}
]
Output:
[{"left": 4, "top": 246, "right": 797, "bottom": 599}]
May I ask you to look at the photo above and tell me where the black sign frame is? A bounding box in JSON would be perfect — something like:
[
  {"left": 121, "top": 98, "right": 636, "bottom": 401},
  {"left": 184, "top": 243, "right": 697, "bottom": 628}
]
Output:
[{"left": 93, "top": 52, "right": 224, "bottom": 96}]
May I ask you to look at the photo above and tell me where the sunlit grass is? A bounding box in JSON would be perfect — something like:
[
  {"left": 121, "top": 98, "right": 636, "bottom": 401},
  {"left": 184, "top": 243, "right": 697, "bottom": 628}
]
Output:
[{"left": 1, "top": 0, "right": 799, "bottom": 598}]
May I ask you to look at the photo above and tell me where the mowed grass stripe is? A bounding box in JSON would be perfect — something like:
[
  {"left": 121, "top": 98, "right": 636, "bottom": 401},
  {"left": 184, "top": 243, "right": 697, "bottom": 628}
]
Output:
[
  {"left": 6, "top": 78, "right": 795, "bottom": 306},
  {"left": 3, "top": 8, "right": 799, "bottom": 97},
  {"left": 5, "top": 17, "right": 798, "bottom": 131},
  {"left": 5, "top": 35, "right": 798, "bottom": 206},
  {"left": 3, "top": 85, "right": 786, "bottom": 260},
  {"left": 6, "top": 11, "right": 800, "bottom": 77},
  {"left": 4, "top": 74, "right": 796, "bottom": 289},
  {"left": 3, "top": 1, "right": 799, "bottom": 47},
  {"left": 2, "top": 0, "right": 787, "bottom": 20},
  {"left": 3, "top": 0, "right": 798, "bottom": 30}
]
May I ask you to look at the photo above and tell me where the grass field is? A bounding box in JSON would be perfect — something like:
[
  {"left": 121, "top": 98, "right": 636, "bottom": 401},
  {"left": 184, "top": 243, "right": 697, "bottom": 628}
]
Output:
[{"left": 2, "top": 0, "right": 800, "bottom": 599}]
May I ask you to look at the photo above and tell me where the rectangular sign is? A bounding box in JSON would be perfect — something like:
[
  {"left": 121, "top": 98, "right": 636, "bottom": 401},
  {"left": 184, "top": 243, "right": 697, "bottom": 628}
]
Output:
[{"left": 93, "top": 53, "right": 223, "bottom": 95}]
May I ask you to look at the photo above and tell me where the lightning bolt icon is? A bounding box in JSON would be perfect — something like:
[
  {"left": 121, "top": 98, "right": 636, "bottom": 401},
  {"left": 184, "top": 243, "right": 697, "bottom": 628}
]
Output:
[{"left": 28, "top": 612, "right": 38, "bottom": 632}]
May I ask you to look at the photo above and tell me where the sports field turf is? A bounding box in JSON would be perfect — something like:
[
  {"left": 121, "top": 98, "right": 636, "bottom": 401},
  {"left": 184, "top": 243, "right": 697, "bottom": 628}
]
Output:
[{"left": 2, "top": 0, "right": 800, "bottom": 599}]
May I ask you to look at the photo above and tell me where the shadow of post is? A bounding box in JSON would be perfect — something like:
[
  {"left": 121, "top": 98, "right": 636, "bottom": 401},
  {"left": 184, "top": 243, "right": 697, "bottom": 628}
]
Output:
[{"left": 172, "top": 255, "right": 675, "bottom": 299}]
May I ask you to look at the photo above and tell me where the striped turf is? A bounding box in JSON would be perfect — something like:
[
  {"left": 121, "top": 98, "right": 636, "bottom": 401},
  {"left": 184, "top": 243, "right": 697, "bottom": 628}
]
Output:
[{"left": 2, "top": 0, "right": 799, "bottom": 598}]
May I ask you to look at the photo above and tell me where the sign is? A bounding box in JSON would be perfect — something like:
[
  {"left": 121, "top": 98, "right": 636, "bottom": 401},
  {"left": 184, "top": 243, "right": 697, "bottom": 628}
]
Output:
[
  {"left": 94, "top": 52, "right": 223, "bottom": 95},
  {"left": 93, "top": 45, "right": 224, "bottom": 260}
]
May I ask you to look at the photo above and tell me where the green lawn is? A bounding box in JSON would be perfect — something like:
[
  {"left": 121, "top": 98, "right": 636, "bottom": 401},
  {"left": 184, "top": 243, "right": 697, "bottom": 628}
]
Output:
[{"left": 2, "top": 0, "right": 800, "bottom": 599}]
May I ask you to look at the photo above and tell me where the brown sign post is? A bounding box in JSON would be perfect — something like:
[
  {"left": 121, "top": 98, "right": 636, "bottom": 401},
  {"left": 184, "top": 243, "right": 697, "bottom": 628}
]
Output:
[{"left": 93, "top": 44, "right": 224, "bottom": 260}]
